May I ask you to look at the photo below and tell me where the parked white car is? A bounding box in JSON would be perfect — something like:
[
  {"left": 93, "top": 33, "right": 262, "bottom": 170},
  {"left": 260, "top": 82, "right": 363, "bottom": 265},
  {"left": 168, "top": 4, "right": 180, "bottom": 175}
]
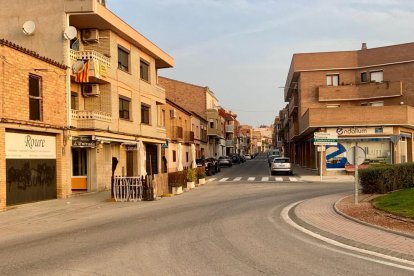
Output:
[{"left": 244, "top": 154, "right": 252, "bottom": 160}]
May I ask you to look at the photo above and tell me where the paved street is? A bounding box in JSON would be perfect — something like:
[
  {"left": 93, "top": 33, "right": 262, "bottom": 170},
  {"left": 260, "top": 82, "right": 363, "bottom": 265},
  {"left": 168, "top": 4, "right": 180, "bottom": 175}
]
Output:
[{"left": 0, "top": 157, "right": 413, "bottom": 275}]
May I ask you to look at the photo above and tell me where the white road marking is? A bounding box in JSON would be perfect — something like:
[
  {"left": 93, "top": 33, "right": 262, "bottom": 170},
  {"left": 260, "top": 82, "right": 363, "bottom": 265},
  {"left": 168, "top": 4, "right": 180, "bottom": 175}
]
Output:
[
  {"left": 289, "top": 177, "right": 298, "bottom": 182},
  {"left": 233, "top": 177, "right": 242, "bottom": 181},
  {"left": 275, "top": 177, "right": 283, "bottom": 182},
  {"left": 247, "top": 177, "right": 255, "bottom": 181},
  {"left": 276, "top": 202, "right": 414, "bottom": 272},
  {"left": 219, "top": 178, "right": 229, "bottom": 182},
  {"left": 262, "top": 177, "right": 269, "bottom": 181},
  {"left": 207, "top": 178, "right": 216, "bottom": 182}
]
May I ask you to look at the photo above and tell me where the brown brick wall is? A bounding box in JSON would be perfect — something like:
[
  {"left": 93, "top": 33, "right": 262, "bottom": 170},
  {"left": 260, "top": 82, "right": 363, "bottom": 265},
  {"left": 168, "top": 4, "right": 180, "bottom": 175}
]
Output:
[
  {"left": 159, "top": 77, "right": 207, "bottom": 118},
  {"left": 0, "top": 45, "right": 69, "bottom": 210},
  {"left": 0, "top": 45, "right": 66, "bottom": 127}
]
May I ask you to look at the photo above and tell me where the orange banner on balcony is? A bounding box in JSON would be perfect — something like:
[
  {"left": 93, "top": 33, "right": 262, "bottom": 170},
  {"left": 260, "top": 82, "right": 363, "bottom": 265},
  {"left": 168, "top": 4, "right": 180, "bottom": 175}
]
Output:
[{"left": 75, "top": 60, "right": 90, "bottom": 83}]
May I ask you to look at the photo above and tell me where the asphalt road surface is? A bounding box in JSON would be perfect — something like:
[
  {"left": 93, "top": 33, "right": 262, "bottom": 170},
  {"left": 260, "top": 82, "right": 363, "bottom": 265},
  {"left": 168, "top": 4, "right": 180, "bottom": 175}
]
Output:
[{"left": 0, "top": 155, "right": 412, "bottom": 275}]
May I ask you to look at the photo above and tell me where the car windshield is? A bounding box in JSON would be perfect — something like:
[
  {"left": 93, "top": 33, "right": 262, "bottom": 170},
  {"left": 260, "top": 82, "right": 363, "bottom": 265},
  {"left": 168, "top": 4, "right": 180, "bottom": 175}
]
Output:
[
  {"left": 274, "top": 158, "right": 289, "bottom": 163},
  {"left": 219, "top": 157, "right": 228, "bottom": 159}
]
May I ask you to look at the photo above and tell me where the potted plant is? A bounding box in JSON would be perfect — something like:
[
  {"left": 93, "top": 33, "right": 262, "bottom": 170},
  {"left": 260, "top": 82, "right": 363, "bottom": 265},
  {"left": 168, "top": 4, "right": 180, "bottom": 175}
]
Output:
[
  {"left": 197, "top": 168, "right": 206, "bottom": 185},
  {"left": 171, "top": 181, "right": 183, "bottom": 195},
  {"left": 186, "top": 168, "right": 196, "bottom": 189},
  {"left": 170, "top": 172, "right": 184, "bottom": 195}
]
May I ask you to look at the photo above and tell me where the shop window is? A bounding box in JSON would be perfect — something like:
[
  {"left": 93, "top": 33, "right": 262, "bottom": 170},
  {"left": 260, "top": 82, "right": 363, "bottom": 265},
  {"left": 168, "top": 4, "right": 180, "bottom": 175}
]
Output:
[
  {"left": 72, "top": 148, "right": 88, "bottom": 176},
  {"left": 119, "top": 97, "right": 130, "bottom": 120},
  {"left": 326, "top": 74, "right": 339, "bottom": 86},
  {"left": 118, "top": 46, "right": 129, "bottom": 72},
  {"left": 29, "top": 74, "right": 42, "bottom": 121},
  {"left": 370, "top": 71, "right": 383, "bottom": 83},
  {"left": 71, "top": 92, "right": 78, "bottom": 110},
  {"left": 141, "top": 104, "right": 150, "bottom": 124},
  {"left": 140, "top": 59, "right": 150, "bottom": 82}
]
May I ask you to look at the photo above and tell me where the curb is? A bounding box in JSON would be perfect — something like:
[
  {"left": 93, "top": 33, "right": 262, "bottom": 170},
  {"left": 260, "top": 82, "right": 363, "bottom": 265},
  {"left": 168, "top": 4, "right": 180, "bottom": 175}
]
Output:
[{"left": 333, "top": 195, "right": 414, "bottom": 240}]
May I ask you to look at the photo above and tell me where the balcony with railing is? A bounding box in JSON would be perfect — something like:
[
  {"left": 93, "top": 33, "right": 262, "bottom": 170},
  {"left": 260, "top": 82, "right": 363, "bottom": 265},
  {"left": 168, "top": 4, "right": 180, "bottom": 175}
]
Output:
[
  {"left": 288, "top": 95, "right": 298, "bottom": 115},
  {"left": 71, "top": 109, "right": 112, "bottom": 130},
  {"left": 171, "top": 126, "right": 184, "bottom": 141},
  {"left": 318, "top": 81, "right": 402, "bottom": 102},
  {"left": 226, "top": 125, "right": 235, "bottom": 133},
  {"left": 187, "top": 131, "right": 195, "bottom": 142},
  {"left": 225, "top": 140, "right": 235, "bottom": 147},
  {"left": 70, "top": 49, "right": 111, "bottom": 83},
  {"left": 300, "top": 105, "right": 414, "bottom": 135},
  {"left": 200, "top": 129, "right": 208, "bottom": 142}
]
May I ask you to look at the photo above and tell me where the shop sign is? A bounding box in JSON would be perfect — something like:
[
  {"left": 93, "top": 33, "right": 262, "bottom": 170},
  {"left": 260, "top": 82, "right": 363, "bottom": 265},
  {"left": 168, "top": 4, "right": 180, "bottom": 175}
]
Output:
[
  {"left": 72, "top": 136, "right": 96, "bottom": 148},
  {"left": 314, "top": 132, "right": 338, "bottom": 146},
  {"left": 125, "top": 144, "right": 138, "bottom": 151},
  {"left": 331, "top": 127, "right": 393, "bottom": 136},
  {"left": 5, "top": 132, "right": 56, "bottom": 159}
]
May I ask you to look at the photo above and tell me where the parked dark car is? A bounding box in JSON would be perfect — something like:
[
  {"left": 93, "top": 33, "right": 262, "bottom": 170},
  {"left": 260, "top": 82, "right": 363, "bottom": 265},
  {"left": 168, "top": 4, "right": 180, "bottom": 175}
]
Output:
[
  {"left": 239, "top": 155, "right": 246, "bottom": 163},
  {"left": 196, "top": 158, "right": 216, "bottom": 176},
  {"left": 218, "top": 156, "right": 232, "bottom": 167},
  {"left": 206, "top": 157, "right": 221, "bottom": 173},
  {"left": 230, "top": 154, "right": 241, "bottom": 164}
]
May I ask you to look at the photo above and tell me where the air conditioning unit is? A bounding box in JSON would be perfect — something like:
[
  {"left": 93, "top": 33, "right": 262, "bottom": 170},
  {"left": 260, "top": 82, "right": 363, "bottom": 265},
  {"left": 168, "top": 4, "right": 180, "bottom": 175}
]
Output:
[
  {"left": 82, "top": 84, "right": 100, "bottom": 97},
  {"left": 82, "top": 29, "right": 99, "bottom": 42},
  {"left": 170, "top": 109, "right": 177, "bottom": 118}
]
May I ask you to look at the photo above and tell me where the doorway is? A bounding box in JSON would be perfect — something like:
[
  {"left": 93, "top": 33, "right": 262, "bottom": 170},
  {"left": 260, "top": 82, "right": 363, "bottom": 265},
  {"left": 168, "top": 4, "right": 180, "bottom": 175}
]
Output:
[{"left": 72, "top": 148, "right": 88, "bottom": 190}]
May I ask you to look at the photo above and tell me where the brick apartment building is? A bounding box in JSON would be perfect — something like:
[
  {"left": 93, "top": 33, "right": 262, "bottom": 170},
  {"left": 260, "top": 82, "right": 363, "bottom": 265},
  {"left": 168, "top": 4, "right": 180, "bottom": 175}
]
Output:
[
  {"left": 283, "top": 42, "right": 414, "bottom": 174},
  {"left": 159, "top": 77, "right": 224, "bottom": 157},
  {"left": 0, "top": 40, "right": 69, "bottom": 210},
  {"left": 164, "top": 99, "right": 194, "bottom": 172},
  {"left": 0, "top": 0, "right": 174, "bottom": 196}
]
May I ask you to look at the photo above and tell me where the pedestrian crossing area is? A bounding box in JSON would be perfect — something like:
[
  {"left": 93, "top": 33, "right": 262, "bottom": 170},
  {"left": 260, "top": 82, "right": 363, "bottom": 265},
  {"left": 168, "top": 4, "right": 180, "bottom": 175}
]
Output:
[{"left": 208, "top": 176, "right": 302, "bottom": 183}]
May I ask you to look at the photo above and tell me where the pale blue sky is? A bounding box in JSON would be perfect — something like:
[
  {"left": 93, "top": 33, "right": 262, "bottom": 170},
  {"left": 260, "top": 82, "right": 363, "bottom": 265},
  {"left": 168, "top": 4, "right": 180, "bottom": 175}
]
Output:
[{"left": 109, "top": 0, "right": 414, "bottom": 127}]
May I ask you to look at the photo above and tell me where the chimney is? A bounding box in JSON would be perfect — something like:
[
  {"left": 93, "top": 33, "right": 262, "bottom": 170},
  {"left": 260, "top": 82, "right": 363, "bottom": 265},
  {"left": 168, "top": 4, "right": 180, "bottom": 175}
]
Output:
[{"left": 361, "top": 43, "right": 367, "bottom": 50}]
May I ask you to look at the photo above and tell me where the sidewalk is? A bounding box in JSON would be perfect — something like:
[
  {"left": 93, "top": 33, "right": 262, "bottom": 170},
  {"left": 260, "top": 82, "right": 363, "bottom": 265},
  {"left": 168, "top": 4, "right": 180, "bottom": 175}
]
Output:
[
  {"left": 291, "top": 193, "right": 414, "bottom": 262},
  {"left": 0, "top": 190, "right": 113, "bottom": 230},
  {"left": 294, "top": 165, "right": 355, "bottom": 182}
]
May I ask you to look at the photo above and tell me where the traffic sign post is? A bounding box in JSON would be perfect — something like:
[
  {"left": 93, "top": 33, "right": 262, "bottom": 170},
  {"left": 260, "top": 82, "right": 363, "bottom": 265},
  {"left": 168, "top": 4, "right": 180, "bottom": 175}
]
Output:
[
  {"left": 314, "top": 132, "right": 338, "bottom": 182},
  {"left": 347, "top": 146, "right": 366, "bottom": 204}
]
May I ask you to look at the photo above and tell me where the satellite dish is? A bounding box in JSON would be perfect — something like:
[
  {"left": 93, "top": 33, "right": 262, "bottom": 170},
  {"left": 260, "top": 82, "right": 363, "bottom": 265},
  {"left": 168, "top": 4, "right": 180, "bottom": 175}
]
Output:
[
  {"left": 72, "top": 61, "right": 85, "bottom": 74},
  {"left": 22, "top": 21, "right": 36, "bottom": 35},
  {"left": 63, "top": 26, "right": 77, "bottom": 40}
]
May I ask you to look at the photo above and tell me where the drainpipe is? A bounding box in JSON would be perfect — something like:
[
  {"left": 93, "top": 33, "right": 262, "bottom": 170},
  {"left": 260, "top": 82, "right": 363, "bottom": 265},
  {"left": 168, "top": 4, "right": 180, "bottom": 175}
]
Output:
[{"left": 65, "top": 14, "right": 71, "bottom": 129}]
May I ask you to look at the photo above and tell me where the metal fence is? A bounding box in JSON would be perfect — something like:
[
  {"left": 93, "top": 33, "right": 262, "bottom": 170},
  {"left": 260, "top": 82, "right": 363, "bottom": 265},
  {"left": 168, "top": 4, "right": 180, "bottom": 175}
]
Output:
[{"left": 112, "top": 176, "right": 151, "bottom": 202}]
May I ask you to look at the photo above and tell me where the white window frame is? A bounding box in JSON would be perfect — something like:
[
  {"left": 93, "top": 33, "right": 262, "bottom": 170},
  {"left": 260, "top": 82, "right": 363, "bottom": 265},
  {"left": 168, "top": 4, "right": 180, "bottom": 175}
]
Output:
[
  {"left": 326, "top": 74, "right": 339, "bottom": 86},
  {"left": 370, "top": 70, "right": 383, "bottom": 83}
]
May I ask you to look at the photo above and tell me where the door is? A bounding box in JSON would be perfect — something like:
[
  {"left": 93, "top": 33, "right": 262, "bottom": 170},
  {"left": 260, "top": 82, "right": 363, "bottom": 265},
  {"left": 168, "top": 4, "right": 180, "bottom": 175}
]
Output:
[
  {"left": 126, "top": 151, "right": 134, "bottom": 176},
  {"left": 72, "top": 148, "right": 88, "bottom": 190}
]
